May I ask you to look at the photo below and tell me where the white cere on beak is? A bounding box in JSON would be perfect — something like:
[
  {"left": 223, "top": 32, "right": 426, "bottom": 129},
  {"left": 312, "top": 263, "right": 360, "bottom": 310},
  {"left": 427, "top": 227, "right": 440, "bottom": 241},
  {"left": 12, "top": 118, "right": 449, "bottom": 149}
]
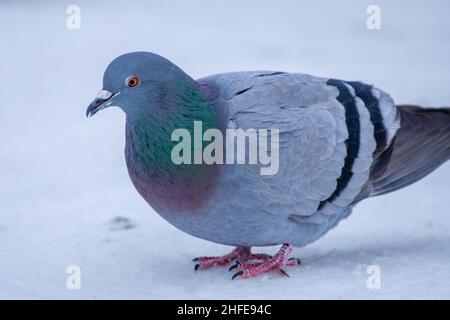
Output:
[{"left": 96, "top": 89, "right": 114, "bottom": 100}]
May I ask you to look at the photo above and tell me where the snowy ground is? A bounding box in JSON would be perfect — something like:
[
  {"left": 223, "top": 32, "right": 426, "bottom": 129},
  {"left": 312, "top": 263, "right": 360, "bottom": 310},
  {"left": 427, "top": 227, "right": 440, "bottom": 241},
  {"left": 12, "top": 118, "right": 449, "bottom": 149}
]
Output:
[{"left": 1, "top": 0, "right": 450, "bottom": 299}]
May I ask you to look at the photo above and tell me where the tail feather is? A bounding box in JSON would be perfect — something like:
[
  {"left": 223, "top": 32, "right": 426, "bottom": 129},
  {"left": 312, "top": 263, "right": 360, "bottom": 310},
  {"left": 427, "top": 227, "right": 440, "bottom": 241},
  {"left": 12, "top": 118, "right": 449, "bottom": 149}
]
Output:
[{"left": 370, "top": 105, "right": 450, "bottom": 196}]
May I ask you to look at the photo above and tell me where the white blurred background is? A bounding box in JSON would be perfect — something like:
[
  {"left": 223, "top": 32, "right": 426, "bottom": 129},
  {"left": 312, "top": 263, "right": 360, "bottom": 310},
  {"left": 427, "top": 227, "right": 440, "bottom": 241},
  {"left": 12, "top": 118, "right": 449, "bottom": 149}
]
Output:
[{"left": 0, "top": 0, "right": 449, "bottom": 299}]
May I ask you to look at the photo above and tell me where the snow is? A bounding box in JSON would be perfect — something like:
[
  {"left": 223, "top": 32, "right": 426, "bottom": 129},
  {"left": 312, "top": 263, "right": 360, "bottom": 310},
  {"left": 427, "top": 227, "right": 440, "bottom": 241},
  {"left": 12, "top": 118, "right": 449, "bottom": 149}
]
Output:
[{"left": 1, "top": 0, "right": 450, "bottom": 299}]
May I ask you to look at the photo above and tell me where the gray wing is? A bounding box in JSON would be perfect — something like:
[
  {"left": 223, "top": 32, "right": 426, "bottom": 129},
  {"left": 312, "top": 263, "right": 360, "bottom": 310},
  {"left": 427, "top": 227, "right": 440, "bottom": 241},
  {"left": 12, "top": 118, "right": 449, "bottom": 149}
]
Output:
[{"left": 198, "top": 72, "right": 399, "bottom": 222}]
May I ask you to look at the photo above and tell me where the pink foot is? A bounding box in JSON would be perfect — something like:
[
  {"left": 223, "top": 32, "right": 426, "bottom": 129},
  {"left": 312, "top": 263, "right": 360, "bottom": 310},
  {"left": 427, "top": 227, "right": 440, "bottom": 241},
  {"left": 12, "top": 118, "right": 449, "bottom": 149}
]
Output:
[
  {"left": 193, "top": 247, "right": 251, "bottom": 270},
  {"left": 193, "top": 244, "right": 301, "bottom": 279},
  {"left": 231, "top": 244, "right": 300, "bottom": 280}
]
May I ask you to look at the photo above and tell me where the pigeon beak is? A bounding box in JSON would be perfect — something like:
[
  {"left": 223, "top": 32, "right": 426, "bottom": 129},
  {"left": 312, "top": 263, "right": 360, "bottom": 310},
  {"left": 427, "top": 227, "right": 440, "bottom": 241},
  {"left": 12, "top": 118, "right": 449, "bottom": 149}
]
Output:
[{"left": 86, "top": 90, "right": 118, "bottom": 118}]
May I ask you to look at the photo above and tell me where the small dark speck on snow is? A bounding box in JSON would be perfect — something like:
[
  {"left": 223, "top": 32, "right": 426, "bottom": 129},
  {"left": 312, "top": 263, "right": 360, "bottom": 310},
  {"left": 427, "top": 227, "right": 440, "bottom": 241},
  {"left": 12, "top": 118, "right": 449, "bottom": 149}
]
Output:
[{"left": 108, "top": 216, "right": 137, "bottom": 231}]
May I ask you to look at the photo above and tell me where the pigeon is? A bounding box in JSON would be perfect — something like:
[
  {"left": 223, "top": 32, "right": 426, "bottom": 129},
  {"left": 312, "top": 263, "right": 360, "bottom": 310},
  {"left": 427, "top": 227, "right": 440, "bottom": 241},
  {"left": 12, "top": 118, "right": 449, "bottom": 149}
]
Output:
[{"left": 87, "top": 52, "right": 450, "bottom": 279}]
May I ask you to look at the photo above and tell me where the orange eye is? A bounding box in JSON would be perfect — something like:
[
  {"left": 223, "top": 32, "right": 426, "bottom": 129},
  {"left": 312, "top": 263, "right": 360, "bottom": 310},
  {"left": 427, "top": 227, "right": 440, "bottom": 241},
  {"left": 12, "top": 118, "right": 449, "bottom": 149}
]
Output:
[{"left": 126, "top": 75, "right": 139, "bottom": 88}]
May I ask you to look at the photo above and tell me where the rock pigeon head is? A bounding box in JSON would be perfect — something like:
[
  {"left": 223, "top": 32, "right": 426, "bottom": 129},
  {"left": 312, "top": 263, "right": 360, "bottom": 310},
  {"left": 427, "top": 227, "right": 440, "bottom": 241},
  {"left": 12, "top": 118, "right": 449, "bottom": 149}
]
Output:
[{"left": 86, "top": 51, "right": 193, "bottom": 118}]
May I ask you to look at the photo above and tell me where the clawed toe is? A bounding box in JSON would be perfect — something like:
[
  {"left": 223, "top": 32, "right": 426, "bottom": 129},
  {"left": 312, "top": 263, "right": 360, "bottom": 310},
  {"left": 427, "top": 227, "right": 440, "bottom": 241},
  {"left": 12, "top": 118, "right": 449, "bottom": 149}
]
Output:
[
  {"left": 279, "top": 269, "right": 290, "bottom": 277},
  {"left": 231, "top": 270, "right": 244, "bottom": 280},
  {"left": 228, "top": 261, "right": 240, "bottom": 272},
  {"left": 287, "top": 257, "right": 301, "bottom": 266},
  {"left": 192, "top": 247, "right": 251, "bottom": 271}
]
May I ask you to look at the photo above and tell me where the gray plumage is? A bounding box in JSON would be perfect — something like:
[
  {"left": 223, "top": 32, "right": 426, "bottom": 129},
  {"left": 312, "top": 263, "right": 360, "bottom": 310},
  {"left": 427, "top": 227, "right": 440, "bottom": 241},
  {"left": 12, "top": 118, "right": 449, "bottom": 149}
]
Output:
[{"left": 87, "top": 52, "right": 450, "bottom": 249}]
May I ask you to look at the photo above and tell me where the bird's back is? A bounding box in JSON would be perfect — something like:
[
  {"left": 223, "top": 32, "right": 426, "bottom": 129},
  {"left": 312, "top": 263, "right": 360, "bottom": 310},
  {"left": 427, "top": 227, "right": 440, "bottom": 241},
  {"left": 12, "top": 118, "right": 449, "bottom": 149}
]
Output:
[{"left": 198, "top": 72, "right": 399, "bottom": 217}]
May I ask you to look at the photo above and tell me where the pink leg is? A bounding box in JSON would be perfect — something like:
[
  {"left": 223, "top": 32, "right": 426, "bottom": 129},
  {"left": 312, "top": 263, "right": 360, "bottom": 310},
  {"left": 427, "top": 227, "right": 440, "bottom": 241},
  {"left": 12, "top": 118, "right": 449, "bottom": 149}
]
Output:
[
  {"left": 193, "top": 247, "right": 251, "bottom": 270},
  {"left": 231, "top": 244, "right": 300, "bottom": 280}
]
